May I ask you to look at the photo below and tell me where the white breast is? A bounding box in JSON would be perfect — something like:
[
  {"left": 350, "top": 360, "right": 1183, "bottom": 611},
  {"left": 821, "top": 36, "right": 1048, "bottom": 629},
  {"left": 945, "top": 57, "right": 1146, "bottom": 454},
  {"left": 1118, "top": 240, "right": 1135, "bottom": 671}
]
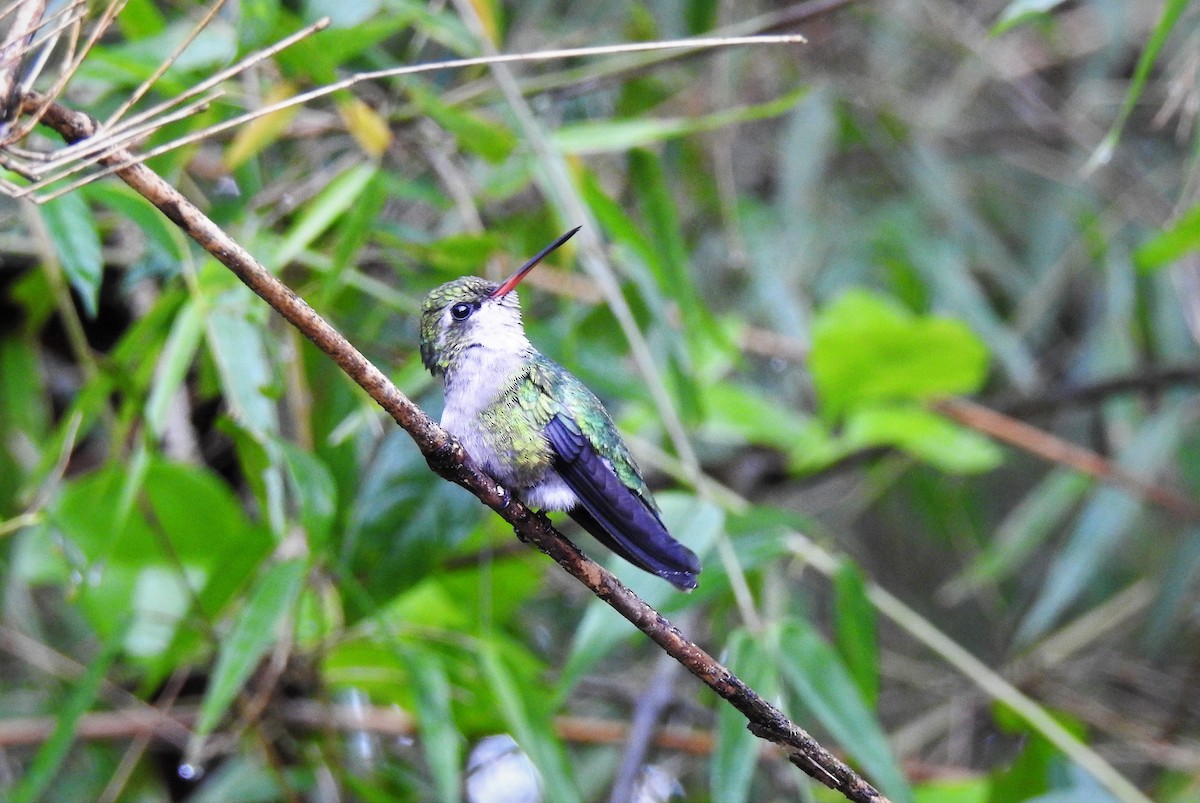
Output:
[
  {"left": 436, "top": 300, "right": 580, "bottom": 510},
  {"left": 441, "top": 347, "right": 521, "bottom": 473},
  {"left": 439, "top": 301, "right": 531, "bottom": 482}
]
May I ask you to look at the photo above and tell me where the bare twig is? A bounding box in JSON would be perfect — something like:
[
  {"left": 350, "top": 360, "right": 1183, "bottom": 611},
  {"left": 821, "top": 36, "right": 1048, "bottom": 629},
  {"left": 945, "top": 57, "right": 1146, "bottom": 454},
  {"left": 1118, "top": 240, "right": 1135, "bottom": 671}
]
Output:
[
  {"left": 0, "top": 625, "right": 194, "bottom": 748},
  {"left": 23, "top": 92, "right": 888, "bottom": 803},
  {"left": 7, "top": 0, "right": 121, "bottom": 145},
  {"left": 0, "top": 703, "right": 723, "bottom": 756},
  {"left": 98, "top": 666, "right": 192, "bottom": 803},
  {"left": 934, "top": 397, "right": 1200, "bottom": 519},
  {"left": 992, "top": 364, "right": 1200, "bottom": 416},
  {"left": 0, "top": 0, "right": 46, "bottom": 125},
  {"left": 100, "top": 0, "right": 228, "bottom": 129},
  {"left": 434, "top": 0, "right": 856, "bottom": 111},
  {"left": 0, "top": 709, "right": 194, "bottom": 748},
  {"left": 608, "top": 651, "right": 685, "bottom": 803},
  {"left": 4, "top": 30, "right": 805, "bottom": 202}
]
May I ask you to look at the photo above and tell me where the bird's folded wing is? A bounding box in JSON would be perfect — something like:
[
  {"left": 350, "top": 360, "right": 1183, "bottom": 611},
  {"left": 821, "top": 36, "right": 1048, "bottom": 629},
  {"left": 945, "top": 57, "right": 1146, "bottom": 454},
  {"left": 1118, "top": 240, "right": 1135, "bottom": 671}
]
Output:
[{"left": 544, "top": 414, "right": 700, "bottom": 590}]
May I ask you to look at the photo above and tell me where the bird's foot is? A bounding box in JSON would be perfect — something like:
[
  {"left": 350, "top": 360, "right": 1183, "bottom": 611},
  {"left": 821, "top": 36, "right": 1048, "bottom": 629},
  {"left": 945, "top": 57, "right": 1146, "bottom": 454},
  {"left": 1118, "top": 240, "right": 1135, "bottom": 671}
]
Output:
[{"left": 495, "top": 486, "right": 533, "bottom": 543}]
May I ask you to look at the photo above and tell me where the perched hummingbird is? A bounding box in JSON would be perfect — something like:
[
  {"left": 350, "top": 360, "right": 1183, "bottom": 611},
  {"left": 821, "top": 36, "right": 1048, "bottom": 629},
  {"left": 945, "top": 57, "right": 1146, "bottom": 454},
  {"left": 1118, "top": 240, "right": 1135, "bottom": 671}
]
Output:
[{"left": 419, "top": 227, "right": 701, "bottom": 590}]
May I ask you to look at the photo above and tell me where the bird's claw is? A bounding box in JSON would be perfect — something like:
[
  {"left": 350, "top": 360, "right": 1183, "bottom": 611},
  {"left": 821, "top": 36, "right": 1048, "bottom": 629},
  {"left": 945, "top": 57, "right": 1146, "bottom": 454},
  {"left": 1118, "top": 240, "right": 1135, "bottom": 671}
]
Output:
[{"left": 496, "top": 485, "right": 513, "bottom": 510}]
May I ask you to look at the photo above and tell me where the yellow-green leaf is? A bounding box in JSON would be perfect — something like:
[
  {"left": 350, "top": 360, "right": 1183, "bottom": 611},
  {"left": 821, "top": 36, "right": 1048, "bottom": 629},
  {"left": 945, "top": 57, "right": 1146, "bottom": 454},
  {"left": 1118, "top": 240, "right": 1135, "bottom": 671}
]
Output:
[
  {"left": 224, "top": 83, "right": 300, "bottom": 170},
  {"left": 810, "top": 290, "right": 989, "bottom": 419}
]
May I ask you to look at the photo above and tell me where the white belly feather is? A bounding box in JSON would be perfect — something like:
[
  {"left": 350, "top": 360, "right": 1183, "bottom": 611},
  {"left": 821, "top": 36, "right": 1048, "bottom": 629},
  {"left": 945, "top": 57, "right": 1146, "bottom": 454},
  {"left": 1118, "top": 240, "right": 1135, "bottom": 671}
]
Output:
[{"left": 440, "top": 341, "right": 580, "bottom": 512}]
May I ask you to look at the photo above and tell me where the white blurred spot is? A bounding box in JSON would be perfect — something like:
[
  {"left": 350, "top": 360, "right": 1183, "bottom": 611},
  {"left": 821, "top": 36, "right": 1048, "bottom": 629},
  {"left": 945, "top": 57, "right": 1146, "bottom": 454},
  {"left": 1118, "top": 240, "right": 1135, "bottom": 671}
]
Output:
[
  {"left": 214, "top": 176, "right": 241, "bottom": 197},
  {"left": 342, "top": 687, "right": 379, "bottom": 771},
  {"left": 633, "top": 764, "right": 683, "bottom": 802},
  {"left": 465, "top": 734, "right": 542, "bottom": 803}
]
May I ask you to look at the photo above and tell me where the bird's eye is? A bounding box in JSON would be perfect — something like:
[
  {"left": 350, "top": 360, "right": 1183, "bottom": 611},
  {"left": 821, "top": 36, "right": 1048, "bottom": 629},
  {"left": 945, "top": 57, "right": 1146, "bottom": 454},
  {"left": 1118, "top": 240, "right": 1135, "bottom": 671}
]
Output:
[{"left": 450, "top": 302, "right": 474, "bottom": 321}]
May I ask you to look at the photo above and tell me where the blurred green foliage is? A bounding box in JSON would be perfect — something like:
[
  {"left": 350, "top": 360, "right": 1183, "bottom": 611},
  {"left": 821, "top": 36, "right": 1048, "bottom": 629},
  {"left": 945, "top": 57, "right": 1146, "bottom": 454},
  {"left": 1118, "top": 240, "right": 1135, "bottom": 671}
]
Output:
[{"left": 1, "top": 0, "right": 1199, "bottom": 801}]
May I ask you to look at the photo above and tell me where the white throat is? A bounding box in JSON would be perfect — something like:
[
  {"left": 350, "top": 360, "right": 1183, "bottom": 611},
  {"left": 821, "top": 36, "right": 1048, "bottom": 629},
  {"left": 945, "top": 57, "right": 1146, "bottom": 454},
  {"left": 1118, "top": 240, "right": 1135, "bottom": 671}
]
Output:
[{"left": 440, "top": 300, "right": 532, "bottom": 427}]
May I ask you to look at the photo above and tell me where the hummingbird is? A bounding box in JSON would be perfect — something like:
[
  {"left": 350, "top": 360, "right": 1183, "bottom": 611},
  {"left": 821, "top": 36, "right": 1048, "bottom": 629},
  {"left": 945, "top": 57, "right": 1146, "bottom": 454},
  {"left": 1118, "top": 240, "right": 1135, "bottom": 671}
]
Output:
[{"left": 419, "top": 227, "right": 701, "bottom": 590}]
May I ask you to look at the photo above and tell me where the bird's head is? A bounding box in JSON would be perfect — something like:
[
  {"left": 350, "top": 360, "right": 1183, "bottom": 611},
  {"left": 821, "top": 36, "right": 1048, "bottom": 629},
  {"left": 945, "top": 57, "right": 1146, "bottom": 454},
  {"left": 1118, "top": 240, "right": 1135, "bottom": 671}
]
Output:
[{"left": 419, "top": 227, "right": 580, "bottom": 376}]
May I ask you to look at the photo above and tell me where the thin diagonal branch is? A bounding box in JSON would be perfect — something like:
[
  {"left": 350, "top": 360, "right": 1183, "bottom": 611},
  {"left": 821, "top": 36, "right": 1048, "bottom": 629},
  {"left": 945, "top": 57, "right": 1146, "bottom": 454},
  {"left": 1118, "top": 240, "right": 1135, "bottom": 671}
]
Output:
[
  {"left": 24, "top": 91, "right": 889, "bottom": 803},
  {"left": 0, "top": 0, "right": 46, "bottom": 124},
  {"left": 934, "top": 397, "right": 1200, "bottom": 519},
  {"left": 5, "top": 30, "right": 803, "bottom": 202}
]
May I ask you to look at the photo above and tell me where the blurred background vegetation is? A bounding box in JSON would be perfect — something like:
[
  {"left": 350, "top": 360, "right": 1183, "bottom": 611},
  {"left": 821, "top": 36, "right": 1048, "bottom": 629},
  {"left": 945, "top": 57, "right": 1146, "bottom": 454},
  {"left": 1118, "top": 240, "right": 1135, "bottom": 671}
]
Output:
[{"left": 0, "top": 0, "right": 1198, "bottom": 800}]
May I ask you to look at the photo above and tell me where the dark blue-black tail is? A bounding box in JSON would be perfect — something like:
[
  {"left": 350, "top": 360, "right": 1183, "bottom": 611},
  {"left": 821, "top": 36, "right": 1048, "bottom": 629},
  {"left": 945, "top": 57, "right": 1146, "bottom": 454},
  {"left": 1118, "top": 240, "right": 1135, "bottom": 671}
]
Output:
[
  {"left": 568, "top": 505, "right": 700, "bottom": 591},
  {"left": 544, "top": 414, "right": 701, "bottom": 591}
]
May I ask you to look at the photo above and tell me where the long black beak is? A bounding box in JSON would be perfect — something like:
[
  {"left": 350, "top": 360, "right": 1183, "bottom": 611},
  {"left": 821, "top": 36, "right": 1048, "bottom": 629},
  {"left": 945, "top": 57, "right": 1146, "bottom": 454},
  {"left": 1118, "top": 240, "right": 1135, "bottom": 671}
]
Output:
[{"left": 490, "top": 226, "right": 582, "bottom": 299}]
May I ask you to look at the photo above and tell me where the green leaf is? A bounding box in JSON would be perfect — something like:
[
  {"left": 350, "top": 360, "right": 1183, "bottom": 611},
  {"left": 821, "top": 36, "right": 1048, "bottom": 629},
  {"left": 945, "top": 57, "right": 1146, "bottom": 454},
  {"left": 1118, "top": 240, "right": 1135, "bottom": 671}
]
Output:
[
  {"left": 276, "top": 8, "right": 462, "bottom": 84},
  {"left": 111, "top": 18, "right": 238, "bottom": 76},
  {"left": 377, "top": 578, "right": 471, "bottom": 632},
  {"left": 988, "top": 702, "right": 1086, "bottom": 802},
  {"left": 406, "top": 82, "right": 517, "bottom": 163},
  {"left": 712, "top": 629, "right": 775, "bottom": 803},
  {"left": 686, "top": 0, "right": 720, "bottom": 34},
  {"left": 833, "top": 563, "right": 879, "bottom": 707},
  {"left": 575, "top": 163, "right": 706, "bottom": 420},
  {"left": 269, "top": 162, "right": 380, "bottom": 271},
  {"left": 628, "top": 149, "right": 704, "bottom": 327},
  {"left": 627, "top": 148, "right": 714, "bottom": 417},
  {"left": 342, "top": 430, "right": 490, "bottom": 601},
  {"left": 810, "top": 290, "right": 989, "bottom": 418},
  {"left": 0, "top": 339, "right": 49, "bottom": 508},
  {"left": 304, "top": 0, "right": 381, "bottom": 28},
  {"left": 844, "top": 403, "right": 1003, "bottom": 474},
  {"left": 328, "top": 164, "right": 391, "bottom": 289},
  {"left": 697, "top": 382, "right": 844, "bottom": 472},
  {"left": 1085, "top": 0, "right": 1189, "bottom": 173},
  {"left": 294, "top": 578, "right": 343, "bottom": 651},
  {"left": 559, "top": 494, "right": 722, "bottom": 690},
  {"left": 991, "top": 0, "right": 1072, "bottom": 35},
  {"left": 39, "top": 192, "right": 104, "bottom": 318},
  {"left": 49, "top": 460, "right": 273, "bottom": 672},
  {"left": 914, "top": 777, "right": 992, "bottom": 803},
  {"left": 554, "top": 88, "right": 808, "bottom": 154},
  {"left": 778, "top": 618, "right": 913, "bottom": 803},
  {"left": 324, "top": 638, "right": 413, "bottom": 704},
  {"left": 195, "top": 559, "right": 307, "bottom": 737},
  {"left": 478, "top": 640, "right": 578, "bottom": 803},
  {"left": 700, "top": 382, "right": 813, "bottom": 445},
  {"left": 279, "top": 442, "right": 337, "bottom": 548},
  {"left": 115, "top": 0, "right": 166, "bottom": 37},
  {"left": 402, "top": 648, "right": 463, "bottom": 803},
  {"left": 1134, "top": 204, "right": 1200, "bottom": 273},
  {"left": 232, "top": 0, "right": 280, "bottom": 50},
  {"left": 1017, "top": 401, "right": 1191, "bottom": 643},
  {"left": 145, "top": 300, "right": 204, "bottom": 439},
  {"left": 402, "top": 232, "right": 501, "bottom": 275},
  {"left": 203, "top": 285, "right": 280, "bottom": 437},
  {"left": 84, "top": 182, "right": 187, "bottom": 269}
]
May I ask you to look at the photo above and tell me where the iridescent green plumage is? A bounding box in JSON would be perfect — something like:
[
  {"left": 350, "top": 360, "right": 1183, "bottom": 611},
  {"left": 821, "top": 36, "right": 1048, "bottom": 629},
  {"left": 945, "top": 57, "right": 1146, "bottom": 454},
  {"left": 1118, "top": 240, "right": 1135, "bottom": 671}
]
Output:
[
  {"left": 476, "top": 352, "right": 656, "bottom": 503},
  {"left": 417, "top": 228, "right": 700, "bottom": 590},
  {"left": 419, "top": 276, "right": 494, "bottom": 376}
]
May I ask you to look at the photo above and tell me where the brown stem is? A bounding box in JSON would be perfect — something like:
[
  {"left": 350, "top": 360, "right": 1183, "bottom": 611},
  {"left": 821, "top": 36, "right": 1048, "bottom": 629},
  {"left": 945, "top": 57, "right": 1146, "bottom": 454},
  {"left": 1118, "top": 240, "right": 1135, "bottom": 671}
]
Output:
[
  {"left": 24, "top": 92, "right": 889, "bottom": 803},
  {"left": 990, "top": 364, "right": 1200, "bottom": 416},
  {"left": 934, "top": 397, "right": 1200, "bottom": 519},
  {"left": 0, "top": 704, "right": 728, "bottom": 757}
]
